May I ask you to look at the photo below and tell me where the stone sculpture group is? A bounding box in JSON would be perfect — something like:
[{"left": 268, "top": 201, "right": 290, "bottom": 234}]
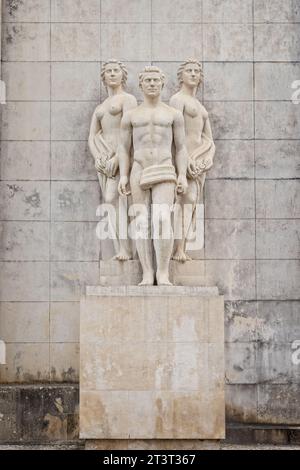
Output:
[{"left": 88, "top": 60, "right": 215, "bottom": 286}]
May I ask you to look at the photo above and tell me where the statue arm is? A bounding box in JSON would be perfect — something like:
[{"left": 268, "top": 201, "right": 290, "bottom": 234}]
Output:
[
  {"left": 118, "top": 112, "right": 132, "bottom": 196},
  {"left": 202, "top": 116, "right": 216, "bottom": 171},
  {"left": 173, "top": 111, "right": 188, "bottom": 194},
  {"left": 88, "top": 108, "right": 101, "bottom": 162}
]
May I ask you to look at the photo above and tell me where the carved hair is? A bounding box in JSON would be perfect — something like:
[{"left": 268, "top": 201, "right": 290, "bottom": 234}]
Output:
[
  {"left": 177, "top": 59, "right": 204, "bottom": 89},
  {"left": 101, "top": 60, "right": 128, "bottom": 88},
  {"left": 138, "top": 66, "right": 166, "bottom": 89}
]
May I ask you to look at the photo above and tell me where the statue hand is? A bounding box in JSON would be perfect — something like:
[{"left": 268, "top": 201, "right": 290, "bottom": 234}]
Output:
[
  {"left": 187, "top": 160, "right": 197, "bottom": 179},
  {"left": 176, "top": 174, "right": 188, "bottom": 195},
  {"left": 118, "top": 176, "right": 131, "bottom": 196},
  {"left": 107, "top": 157, "right": 119, "bottom": 177}
]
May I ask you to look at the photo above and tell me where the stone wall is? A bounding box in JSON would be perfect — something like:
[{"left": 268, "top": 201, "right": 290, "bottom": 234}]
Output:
[{"left": 0, "top": 0, "right": 299, "bottom": 425}]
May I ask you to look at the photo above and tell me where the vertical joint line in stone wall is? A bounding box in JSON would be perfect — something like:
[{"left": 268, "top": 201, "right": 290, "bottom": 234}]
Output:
[
  {"left": 99, "top": 0, "right": 102, "bottom": 101},
  {"left": 252, "top": 0, "right": 258, "bottom": 422},
  {"left": 201, "top": 0, "right": 206, "bottom": 273},
  {"left": 150, "top": 0, "right": 152, "bottom": 64},
  {"left": 49, "top": 0, "right": 52, "bottom": 380}
]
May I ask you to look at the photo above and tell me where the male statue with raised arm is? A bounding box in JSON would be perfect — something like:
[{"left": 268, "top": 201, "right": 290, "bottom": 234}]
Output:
[{"left": 118, "top": 66, "right": 188, "bottom": 286}]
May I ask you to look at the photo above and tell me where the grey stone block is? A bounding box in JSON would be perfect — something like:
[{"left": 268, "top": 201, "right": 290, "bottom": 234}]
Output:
[
  {"left": 203, "top": 0, "right": 253, "bottom": 23},
  {"left": 152, "top": 0, "right": 202, "bottom": 23},
  {"left": 225, "top": 342, "right": 257, "bottom": 384},
  {"left": 51, "top": 0, "right": 100, "bottom": 22},
  {"left": 255, "top": 63, "right": 300, "bottom": 101},
  {"left": 51, "top": 62, "right": 100, "bottom": 101},
  {"left": 1, "top": 102, "right": 50, "bottom": 141},
  {"left": 0, "top": 343, "right": 50, "bottom": 383},
  {"left": 205, "top": 219, "right": 255, "bottom": 259},
  {"left": 0, "top": 181, "right": 50, "bottom": 221},
  {"left": 51, "top": 141, "right": 96, "bottom": 181},
  {"left": 50, "top": 302, "right": 80, "bottom": 343},
  {"left": 0, "top": 261, "right": 49, "bottom": 301},
  {"left": 205, "top": 102, "right": 254, "bottom": 139},
  {"left": 256, "top": 220, "right": 300, "bottom": 259},
  {"left": 257, "top": 301, "right": 300, "bottom": 343},
  {"left": 205, "top": 180, "right": 255, "bottom": 219},
  {"left": 205, "top": 260, "right": 256, "bottom": 300},
  {"left": 51, "top": 181, "right": 100, "bottom": 222},
  {"left": 0, "top": 302, "right": 49, "bottom": 342},
  {"left": 0, "top": 141, "right": 50, "bottom": 180},
  {"left": 0, "top": 387, "right": 19, "bottom": 440},
  {"left": 102, "top": 0, "right": 151, "bottom": 22},
  {"left": 51, "top": 222, "right": 100, "bottom": 261},
  {"left": 207, "top": 140, "right": 254, "bottom": 179},
  {"left": 51, "top": 23, "right": 100, "bottom": 61},
  {"left": 2, "top": 62, "right": 50, "bottom": 101},
  {"left": 152, "top": 24, "right": 202, "bottom": 61},
  {"left": 257, "top": 342, "right": 300, "bottom": 384},
  {"left": 258, "top": 384, "right": 300, "bottom": 424},
  {"left": 0, "top": 221, "right": 49, "bottom": 261},
  {"left": 101, "top": 24, "right": 151, "bottom": 62},
  {"left": 225, "top": 384, "right": 257, "bottom": 423},
  {"left": 225, "top": 301, "right": 257, "bottom": 343},
  {"left": 51, "top": 101, "right": 97, "bottom": 141},
  {"left": 50, "top": 261, "right": 99, "bottom": 301},
  {"left": 257, "top": 260, "right": 300, "bottom": 300},
  {"left": 50, "top": 343, "right": 79, "bottom": 382},
  {"left": 256, "top": 180, "right": 300, "bottom": 218},
  {"left": 255, "top": 140, "right": 300, "bottom": 179},
  {"left": 203, "top": 24, "right": 253, "bottom": 61},
  {"left": 2, "top": 23, "right": 50, "bottom": 61},
  {"left": 254, "top": 0, "right": 300, "bottom": 23},
  {"left": 254, "top": 24, "right": 300, "bottom": 61},
  {"left": 2, "top": 0, "right": 50, "bottom": 21},
  {"left": 204, "top": 63, "right": 253, "bottom": 101},
  {"left": 255, "top": 102, "right": 300, "bottom": 139}
]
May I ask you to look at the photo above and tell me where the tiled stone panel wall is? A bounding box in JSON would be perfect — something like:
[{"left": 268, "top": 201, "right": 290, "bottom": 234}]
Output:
[{"left": 0, "top": 0, "right": 299, "bottom": 424}]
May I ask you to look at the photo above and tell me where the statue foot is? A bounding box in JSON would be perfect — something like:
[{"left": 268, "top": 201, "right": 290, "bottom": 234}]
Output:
[
  {"left": 156, "top": 272, "right": 173, "bottom": 286},
  {"left": 139, "top": 272, "right": 154, "bottom": 286},
  {"left": 113, "top": 251, "right": 132, "bottom": 261},
  {"left": 172, "top": 250, "right": 191, "bottom": 263}
]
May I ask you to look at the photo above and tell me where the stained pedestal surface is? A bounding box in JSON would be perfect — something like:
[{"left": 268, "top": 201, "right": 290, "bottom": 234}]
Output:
[{"left": 80, "top": 285, "right": 225, "bottom": 440}]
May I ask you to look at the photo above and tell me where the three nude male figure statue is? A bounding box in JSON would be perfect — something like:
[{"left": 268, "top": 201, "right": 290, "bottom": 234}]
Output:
[{"left": 88, "top": 59, "right": 215, "bottom": 286}]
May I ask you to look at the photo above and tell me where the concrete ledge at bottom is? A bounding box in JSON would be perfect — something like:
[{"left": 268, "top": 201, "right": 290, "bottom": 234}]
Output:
[{"left": 80, "top": 285, "right": 225, "bottom": 440}]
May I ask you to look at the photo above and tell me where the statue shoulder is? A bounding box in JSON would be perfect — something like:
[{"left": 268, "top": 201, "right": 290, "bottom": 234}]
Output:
[
  {"left": 169, "top": 92, "right": 185, "bottom": 112},
  {"left": 122, "top": 92, "right": 138, "bottom": 108},
  {"left": 198, "top": 101, "right": 209, "bottom": 119}
]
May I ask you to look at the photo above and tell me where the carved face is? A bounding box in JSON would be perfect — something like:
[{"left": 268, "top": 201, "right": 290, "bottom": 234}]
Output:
[
  {"left": 140, "top": 72, "right": 163, "bottom": 98},
  {"left": 103, "top": 63, "right": 123, "bottom": 88},
  {"left": 182, "top": 63, "right": 202, "bottom": 88}
]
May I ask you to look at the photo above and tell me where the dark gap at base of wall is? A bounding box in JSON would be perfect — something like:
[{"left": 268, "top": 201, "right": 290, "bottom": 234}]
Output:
[{"left": 1, "top": 384, "right": 300, "bottom": 446}]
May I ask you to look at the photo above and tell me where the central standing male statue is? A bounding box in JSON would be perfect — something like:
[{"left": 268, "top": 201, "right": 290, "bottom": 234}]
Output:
[{"left": 118, "top": 66, "right": 188, "bottom": 286}]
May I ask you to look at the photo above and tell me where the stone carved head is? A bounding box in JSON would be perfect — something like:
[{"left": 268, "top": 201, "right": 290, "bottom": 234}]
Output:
[
  {"left": 138, "top": 66, "right": 166, "bottom": 91},
  {"left": 177, "top": 59, "right": 204, "bottom": 90},
  {"left": 101, "top": 60, "right": 128, "bottom": 90}
]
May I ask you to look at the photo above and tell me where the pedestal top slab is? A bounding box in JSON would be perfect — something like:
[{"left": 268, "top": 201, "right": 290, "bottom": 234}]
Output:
[{"left": 86, "top": 285, "right": 219, "bottom": 297}]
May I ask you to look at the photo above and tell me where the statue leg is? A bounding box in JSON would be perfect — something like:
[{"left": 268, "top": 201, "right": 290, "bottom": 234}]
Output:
[
  {"left": 130, "top": 165, "right": 154, "bottom": 286},
  {"left": 105, "top": 177, "right": 133, "bottom": 260},
  {"left": 172, "top": 180, "right": 198, "bottom": 262},
  {"left": 152, "top": 182, "right": 175, "bottom": 286}
]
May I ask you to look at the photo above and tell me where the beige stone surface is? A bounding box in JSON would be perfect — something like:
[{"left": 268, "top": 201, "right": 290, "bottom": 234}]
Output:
[{"left": 80, "top": 287, "right": 225, "bottom": 439}]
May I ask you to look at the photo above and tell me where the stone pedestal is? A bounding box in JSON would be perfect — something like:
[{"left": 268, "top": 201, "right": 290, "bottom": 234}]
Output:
[{"left": 80, "top": 285, "right": 225, "bottom": 440}]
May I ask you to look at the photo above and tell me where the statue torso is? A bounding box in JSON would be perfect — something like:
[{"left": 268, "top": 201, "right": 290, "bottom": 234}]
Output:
[{"left": 131, "top": 104, "right": 175, "bottom": 168}]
